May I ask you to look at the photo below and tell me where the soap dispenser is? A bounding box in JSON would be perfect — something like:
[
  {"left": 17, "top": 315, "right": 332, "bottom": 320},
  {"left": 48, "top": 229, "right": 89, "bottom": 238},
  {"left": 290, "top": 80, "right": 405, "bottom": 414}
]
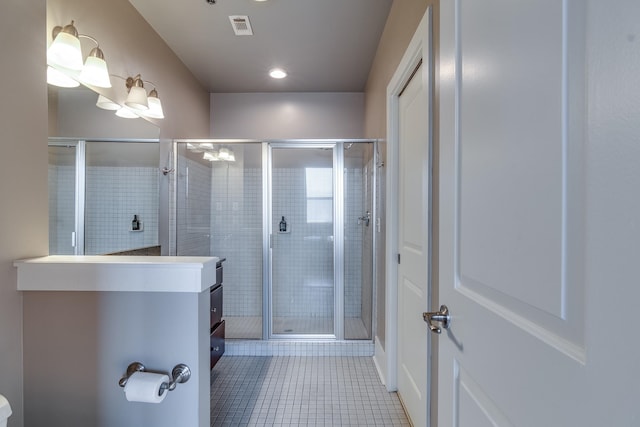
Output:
[
  {"left": 279, "top": 216, "right": 287, "bottom": 233},
  {"left": 132, "top": 215, "right": 140, "bottom": 231}
]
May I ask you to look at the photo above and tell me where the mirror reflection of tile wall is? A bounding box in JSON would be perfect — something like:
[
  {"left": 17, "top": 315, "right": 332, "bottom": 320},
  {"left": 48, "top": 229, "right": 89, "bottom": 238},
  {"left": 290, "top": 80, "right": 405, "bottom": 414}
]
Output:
[{"left": 48, "top": 141, "right": 160, "bottom": 255}]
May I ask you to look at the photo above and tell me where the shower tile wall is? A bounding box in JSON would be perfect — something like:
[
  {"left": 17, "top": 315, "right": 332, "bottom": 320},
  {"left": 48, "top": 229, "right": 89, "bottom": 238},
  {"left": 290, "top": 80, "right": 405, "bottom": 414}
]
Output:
[
  {"left": 176, "top": 156, "right": 212, "bottom": 256},
  {"left": 210, "top": 164, "right": 263, "bottom": 321},
  {"left": 272, "top": 166, "right": 364, "bottom": 322},
  {"left": 272, "top": 167, "right": 334, "bottom": 320},
  {"left": 173, "top": 143, "right": 373, "bottom": 340},
  {"left": 344, "top": 168, "right": 365, "bottom": 319},
  {"left": 48, "top": 164, "right": 75, "bottom": 255},
  {"left": 84, "top": 166, "right": 158, "bottom": 255}
]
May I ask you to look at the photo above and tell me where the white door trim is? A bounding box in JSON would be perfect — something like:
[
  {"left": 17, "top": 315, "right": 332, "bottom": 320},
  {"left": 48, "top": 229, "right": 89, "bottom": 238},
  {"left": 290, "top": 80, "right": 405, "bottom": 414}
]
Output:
[{"left": 382, "top": 6, "right": 433, "bottom": 393}]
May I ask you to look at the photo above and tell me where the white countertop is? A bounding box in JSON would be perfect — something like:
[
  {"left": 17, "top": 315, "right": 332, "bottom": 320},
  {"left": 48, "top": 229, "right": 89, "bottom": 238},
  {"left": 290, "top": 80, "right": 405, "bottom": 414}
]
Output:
[{"left": 14, "top": 256, "right": 221, "bottom": 293}]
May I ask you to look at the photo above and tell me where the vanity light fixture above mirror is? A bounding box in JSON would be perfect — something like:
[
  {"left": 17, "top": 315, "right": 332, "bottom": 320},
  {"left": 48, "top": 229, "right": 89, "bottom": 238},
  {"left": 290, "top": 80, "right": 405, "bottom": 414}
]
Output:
[
  {"left": 98, "top": 74, "right": 165, "bottom": 120},
  {"left": 47, "top": 21, "right": 111, "bottom": 89},
  {"left": 47, "top": 20, "right": 165, "bottom": 120}
]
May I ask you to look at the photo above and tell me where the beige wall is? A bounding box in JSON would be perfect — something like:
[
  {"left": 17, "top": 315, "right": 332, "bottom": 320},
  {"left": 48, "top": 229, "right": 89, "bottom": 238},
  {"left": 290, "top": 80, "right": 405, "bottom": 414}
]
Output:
[
  {"left": 0, "top": 3, "right": 48, "bottom": 427},
  {"left": 47, "top": 0, "right": 211, "bottom": 140},
  {"left": 364, "top": 0, "right": 436, "bottom": 350},
  {"left": 211, "top": 92, "right": 365, "bottom": 139}
]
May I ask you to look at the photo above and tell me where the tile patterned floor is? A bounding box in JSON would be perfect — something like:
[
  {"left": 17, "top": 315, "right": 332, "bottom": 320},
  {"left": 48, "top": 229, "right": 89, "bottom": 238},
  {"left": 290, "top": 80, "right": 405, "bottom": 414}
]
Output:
[{"left": 210, "top": 356, "right": 410, "bottom": 426}]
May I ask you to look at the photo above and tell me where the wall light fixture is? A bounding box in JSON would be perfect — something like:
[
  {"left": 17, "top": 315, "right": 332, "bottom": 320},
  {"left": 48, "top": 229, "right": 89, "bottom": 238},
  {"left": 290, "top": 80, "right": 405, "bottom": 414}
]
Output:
[
  {"left": 47, "top": 21, "right": 112, "bottom": 88},
  {"left": 94, "top": 74, "right": 165, "bottom": 120}
]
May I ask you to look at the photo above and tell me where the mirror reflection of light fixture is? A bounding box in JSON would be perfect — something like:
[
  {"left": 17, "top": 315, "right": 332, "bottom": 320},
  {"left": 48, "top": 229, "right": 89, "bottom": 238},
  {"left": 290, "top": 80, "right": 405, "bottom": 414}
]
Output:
[
  {"left": 96, "top": 94, "right": 120, "bottom": 110},
  {"left": 203, "top": 151, "right": 219, "bottom": 161},
  {"left": 47, "top": 66, "right": 80, "bottom": 88},
  {"left": 47, "top": 21, "right": 112, "bottom": 88},
  {"left": 115, "top": 107, "right": 139, "bottom": 119},
  {"left": 187, "top": 144, "right": 235, "bottom": 162},
  {"left": 218, "top": 147, "right": 230, "bottom": 160}
]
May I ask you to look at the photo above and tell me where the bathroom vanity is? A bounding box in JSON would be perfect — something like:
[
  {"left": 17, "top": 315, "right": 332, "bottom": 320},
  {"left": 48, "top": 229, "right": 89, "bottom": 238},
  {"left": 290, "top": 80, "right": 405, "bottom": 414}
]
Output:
[{"left": 15, "top": 255, "right": 224, "bottom": 427}]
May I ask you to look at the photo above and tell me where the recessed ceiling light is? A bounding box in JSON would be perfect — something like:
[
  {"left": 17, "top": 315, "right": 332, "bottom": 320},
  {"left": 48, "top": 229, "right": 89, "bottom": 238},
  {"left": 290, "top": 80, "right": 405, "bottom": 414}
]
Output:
[{"left": 269, "top": 68, "right": 287, "bottom": 79}]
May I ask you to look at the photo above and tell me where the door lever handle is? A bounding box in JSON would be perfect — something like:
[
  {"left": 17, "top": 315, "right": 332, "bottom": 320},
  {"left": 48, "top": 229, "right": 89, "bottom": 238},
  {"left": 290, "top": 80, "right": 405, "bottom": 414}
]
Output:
[{"left": 423, "top": 305, "right": 451, "bottom": 334}]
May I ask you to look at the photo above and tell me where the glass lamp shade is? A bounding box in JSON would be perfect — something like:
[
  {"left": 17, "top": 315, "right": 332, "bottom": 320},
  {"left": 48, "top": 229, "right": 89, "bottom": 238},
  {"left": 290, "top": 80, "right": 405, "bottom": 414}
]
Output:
[
  {"left": 47, "top": 31, "right": 84, "bottom": 71},
  {"left": 203, "top": 151, "right": 220, "bottom": 162},
  {"left": 143, "top": 92, "right": 165, "bottom": 119},
  {"left": 218, "top": 147, "right": 231, "bottom": 160},
  {"left": 96, "top": 94, "right": 120, "bottom": 110},
  {"left": 47, "top": 66, "right": 80, "bottom": 88},
  {"left": 79, "top": 49, "right": 112, "bottom": 88},
  {"left": 115, "top": 107, "right": 139, "bottom": 119},
  {"left": 125, "top": 86, "right": 149, "bottom": 111}
]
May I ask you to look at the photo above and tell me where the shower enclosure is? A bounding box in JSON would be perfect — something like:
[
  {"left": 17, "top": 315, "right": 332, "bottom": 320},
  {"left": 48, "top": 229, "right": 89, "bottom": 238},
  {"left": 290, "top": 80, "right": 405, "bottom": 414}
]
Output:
[{"left": 172, "top": 140, "right": 376, "bottom": 341}]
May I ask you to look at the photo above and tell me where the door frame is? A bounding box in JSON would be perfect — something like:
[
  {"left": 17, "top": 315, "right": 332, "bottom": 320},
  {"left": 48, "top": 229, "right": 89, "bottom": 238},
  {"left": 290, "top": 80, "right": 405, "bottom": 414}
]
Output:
[{"left": 381, "top": 5, "right": 433, "bottom": 401}]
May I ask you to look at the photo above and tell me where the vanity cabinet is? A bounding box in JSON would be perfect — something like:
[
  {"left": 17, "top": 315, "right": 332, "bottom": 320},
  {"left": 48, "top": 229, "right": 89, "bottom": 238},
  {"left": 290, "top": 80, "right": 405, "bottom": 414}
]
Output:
[
  {"left": 210, "top": 260, "right": 225, "bottom": 369},
  {"left": 15, "top": 255, "right": 220, "bottom": 427}
]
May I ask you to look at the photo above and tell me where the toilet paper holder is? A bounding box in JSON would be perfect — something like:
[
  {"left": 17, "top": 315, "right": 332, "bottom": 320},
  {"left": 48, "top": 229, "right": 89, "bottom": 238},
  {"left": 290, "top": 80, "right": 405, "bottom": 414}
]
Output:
[{"left": 118, "top": 361, "right": 191, "bottom": 393}]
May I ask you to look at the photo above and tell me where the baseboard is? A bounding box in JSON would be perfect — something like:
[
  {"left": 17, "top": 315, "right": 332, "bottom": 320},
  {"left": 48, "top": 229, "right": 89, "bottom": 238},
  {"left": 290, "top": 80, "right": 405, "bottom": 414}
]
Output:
[{"left": 373, "top": 336, "right": 387, "bottom": 386}]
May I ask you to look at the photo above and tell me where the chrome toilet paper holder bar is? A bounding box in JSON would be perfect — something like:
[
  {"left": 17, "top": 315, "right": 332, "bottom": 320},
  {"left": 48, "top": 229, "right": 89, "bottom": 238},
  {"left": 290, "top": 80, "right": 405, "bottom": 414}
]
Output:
[{"left": 118, "top": 361, "right": 191, "bottom": 393}]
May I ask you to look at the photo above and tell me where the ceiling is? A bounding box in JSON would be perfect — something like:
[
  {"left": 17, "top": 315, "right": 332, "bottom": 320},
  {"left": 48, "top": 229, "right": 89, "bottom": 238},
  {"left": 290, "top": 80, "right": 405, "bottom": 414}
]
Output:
[{"left": 127, "top": 0, "right": 393, "bottom": 93}]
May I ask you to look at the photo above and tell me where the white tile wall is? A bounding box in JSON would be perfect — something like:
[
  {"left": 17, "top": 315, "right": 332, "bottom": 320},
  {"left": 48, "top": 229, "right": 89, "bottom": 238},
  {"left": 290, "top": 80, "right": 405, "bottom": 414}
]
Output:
[
  {"left": 84, "top": 166, "right": 159, "bottom": 254},
  {"left": 176, "top": 156, "right": 212, "bottom": 256},
  {"left": 48, "top": 164, "right": 75, "bottom": 255},
  {"left": 174, "top": 143, "right": 374, "bottom": 341},
  {"left": 211, "top": 162, "right": 263, "bottom": 324},
  {"left": 49, "top": 164, "right": 160, "bottom": 255}
]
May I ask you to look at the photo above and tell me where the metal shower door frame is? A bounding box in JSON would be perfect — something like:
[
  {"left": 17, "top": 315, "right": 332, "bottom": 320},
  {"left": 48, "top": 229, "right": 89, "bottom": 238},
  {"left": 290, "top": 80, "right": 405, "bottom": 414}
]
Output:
[{"left": 264, "top": 141, "right": 345, "bottom": 340}]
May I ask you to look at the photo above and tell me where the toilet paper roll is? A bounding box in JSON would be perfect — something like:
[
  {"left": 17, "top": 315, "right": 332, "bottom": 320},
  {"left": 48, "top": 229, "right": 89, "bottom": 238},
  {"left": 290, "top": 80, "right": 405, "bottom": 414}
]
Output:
[{"left": 124, "top": 371, "right": 170, "bottom": 403}]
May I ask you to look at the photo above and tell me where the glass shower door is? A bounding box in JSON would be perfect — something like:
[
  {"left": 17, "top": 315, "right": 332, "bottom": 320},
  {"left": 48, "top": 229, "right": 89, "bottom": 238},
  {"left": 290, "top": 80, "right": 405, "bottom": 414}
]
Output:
[
  {"left": 48, "top": 144, "right": 78, "bottom": 255},
  {"left": 270, "top": 146, "right": 335, "bottom": 336}
]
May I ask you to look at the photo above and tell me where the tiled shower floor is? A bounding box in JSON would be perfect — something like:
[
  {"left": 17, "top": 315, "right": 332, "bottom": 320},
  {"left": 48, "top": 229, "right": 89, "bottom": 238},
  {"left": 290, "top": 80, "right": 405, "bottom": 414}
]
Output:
[{"left": 210, "top": 356, "right": 410, "bottom": 426}]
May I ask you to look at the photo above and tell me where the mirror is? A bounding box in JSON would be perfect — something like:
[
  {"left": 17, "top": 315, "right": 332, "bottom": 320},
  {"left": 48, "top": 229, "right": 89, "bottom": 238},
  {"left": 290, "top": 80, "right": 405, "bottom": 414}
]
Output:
[{"left": 48, "top": 85, "right": 161, "bottom": 256}]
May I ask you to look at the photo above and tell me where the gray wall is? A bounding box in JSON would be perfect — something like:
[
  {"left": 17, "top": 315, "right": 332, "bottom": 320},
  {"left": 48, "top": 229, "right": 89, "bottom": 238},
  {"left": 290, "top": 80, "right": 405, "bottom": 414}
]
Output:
[
  {"left": 0, "top": 3, "right": 48, "bottom": 427},
  {"left": 210, "top": 92, "right": 364, "bottom": 139},
  {"left": 23, "top": 291, "right": 209, "bottom": 427}
]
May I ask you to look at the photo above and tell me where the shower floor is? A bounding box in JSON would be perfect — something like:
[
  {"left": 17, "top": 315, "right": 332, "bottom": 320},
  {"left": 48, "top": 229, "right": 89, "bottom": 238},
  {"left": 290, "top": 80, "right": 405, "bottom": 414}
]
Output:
[{"left": 225, "top": 316, "right": 370, "bottom": 339}]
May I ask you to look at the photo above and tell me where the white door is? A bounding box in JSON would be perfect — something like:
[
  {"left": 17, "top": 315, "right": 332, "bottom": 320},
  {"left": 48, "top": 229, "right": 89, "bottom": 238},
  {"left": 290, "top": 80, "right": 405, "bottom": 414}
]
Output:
[
  {"left": 437, "top": 0, "right": 640, "bottom": 425},
  {"left": 397, "top": 61, "right": 430, "bottom": 427}
]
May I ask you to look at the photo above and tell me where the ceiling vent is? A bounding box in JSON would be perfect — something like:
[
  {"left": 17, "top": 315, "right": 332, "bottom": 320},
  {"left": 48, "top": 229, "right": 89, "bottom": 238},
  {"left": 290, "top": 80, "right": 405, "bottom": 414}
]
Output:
[{"left": 229, "top": 16, "right": 253, "bottom": 36}]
